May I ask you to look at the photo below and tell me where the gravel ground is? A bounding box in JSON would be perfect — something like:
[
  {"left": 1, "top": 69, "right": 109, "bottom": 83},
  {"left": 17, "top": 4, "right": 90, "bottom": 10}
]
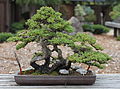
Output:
[{"left": 0, "top": 34, "right": 120, "bottom": 74}]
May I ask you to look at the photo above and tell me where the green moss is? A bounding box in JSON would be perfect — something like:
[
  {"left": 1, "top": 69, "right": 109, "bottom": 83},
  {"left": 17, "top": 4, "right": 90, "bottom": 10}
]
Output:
[
  {"left": 32, "top": 72, "right": 43, "bottom": 75},
  {"left": 22, "top": 69, "right": 34, "bottom": 75},
  {"left": 50, "top": 71, "right": 59, "bottom": 76},
  {"left": 31, "top": 71, "right": 59, "bottom": 76},
  {"left": 22, "top": 69, "right": 59, "bottom": 76}
]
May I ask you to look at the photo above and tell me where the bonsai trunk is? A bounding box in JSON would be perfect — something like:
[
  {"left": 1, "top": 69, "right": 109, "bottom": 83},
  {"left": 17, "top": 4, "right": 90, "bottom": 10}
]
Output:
[
  {"left": 30, "top": 41, "right": 71, "bottom": 73},
  {"left": 87, "top": 65, "right": 91, "bottom": 71},
  {"left": 30, "top": 40, "right": 51, "bottom": 73}
]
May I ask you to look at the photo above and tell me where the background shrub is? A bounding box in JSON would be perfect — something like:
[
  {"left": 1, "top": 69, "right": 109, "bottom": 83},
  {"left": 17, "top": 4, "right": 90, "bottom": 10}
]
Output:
[
  {"left": 92, "top": 24, "right": 110, "bottom": 34},
  {"left": 0, "top": 33, "right": 14, "bottom": 43},
  {"left": 109, "top": 4, "right": 120, "bottom": 20},
  {"left": 10, "top": 22, "right": 25, "bottom": 33},
  {"left": 82, "top": 24, "right": 94, "bottom": 32},
  {"left": 83, "top": 6, "right": 96, "bottom": 22},
  {"left": 74, "top": 4, "right": 96, "bottom": 22},
  {"left": 84, "top": 14, "right": 96, "bottom": 22},
  {"left": 82, "top": 24, "right": 110, "bottom": 34},
  {"left": 117, "top": 36, "right": 120, "bottom": 41}
]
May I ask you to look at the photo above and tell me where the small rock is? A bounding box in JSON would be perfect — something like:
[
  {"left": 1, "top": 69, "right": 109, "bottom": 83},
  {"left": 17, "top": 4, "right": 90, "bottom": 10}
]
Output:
[
  {"left": 105, "top": 64, "right": 109, "bottom": 67},
  {"left": 95, "top": 69, "right": 100, "bottom": 73},
  {"left": 13, "top": 61, "right": 18, "bottom": 66},
  {"left": 59, "top": 69, "right": 69, "bottom": 75},
  {"left": 24, "top": 67, "right": 34, "bottom": 71},
  {"left": 9, "top": 71, "right": 15, "bottom": 74},
  {"left": 71, "top": 65, "right": 82, "bottom": 70},
  {"left": 68, "top": 16, "right": 83, "bottom": 34},
  {"left": 9, "top": 69, "right": 15, "bottom": 74},
  {"left": 4, "top": 60, "right": 7, "bottom": 63},
  {"left": 76, "top": 68, "right": 87, "bottom": 75}
]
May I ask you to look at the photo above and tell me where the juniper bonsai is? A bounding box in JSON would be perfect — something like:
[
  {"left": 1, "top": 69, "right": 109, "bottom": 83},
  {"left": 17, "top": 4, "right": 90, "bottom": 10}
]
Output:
[{"left": 8, "top": 7, "right": 111, "bottom": 74}]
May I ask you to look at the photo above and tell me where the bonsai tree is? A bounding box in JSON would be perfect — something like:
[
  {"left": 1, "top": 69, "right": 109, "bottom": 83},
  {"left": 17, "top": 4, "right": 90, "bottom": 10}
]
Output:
[{"left": 8, "top": 7, "right": 111, "bottom": 74}]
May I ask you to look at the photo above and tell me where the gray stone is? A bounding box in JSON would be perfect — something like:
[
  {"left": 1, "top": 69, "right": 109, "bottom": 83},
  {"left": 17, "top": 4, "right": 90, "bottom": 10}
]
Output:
[
  {"left": 59, "top": 69, "right": 69, "bottom": 75},
  {"left": 13, "top": 61, "right": 18, "bottom": 66},
  {"left": 24, "top": 67, "right": 34, "bottom": 71},
  {"left": 68, "top": 16, "right": 83, "bottom": 34},
  {"left": 71, "top": 65, "right": 82, "bottom": 70},
  {"left": 76, "top": 68, "right": 87, "bottom": 75}
]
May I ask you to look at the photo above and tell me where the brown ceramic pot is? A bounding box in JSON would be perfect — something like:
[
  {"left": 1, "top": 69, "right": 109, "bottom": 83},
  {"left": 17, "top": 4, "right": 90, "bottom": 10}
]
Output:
[{"left": 14, "top": 73, "right": 96, "bottom": 85}]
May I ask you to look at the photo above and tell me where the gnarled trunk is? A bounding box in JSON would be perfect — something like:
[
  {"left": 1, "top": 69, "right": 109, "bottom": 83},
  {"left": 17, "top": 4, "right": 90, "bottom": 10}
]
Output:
[
  {"left": 30, "top": 40, "right": 51, "bottom": 73},
  {"left": 30, "top": 41, "right": 71, "bottom": 73}
]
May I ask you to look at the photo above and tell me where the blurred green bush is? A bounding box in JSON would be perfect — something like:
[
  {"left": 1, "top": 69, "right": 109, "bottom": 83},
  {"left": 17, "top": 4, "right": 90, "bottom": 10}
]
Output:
[
  {"left": 110, "top": 4, "right": 120, "bottom": 20},
  {"left": 92, "top": 24, "right": 110, "bottom": 34},
  {"left": 0, "top": 33, "right": 14, "bottom": 43},
  {"left": 116, "top": 36, "right": 120, "bottom": 41},
  {"left": 10, "top": 22, "right": 25, "bottom": 33},
  {"left": 82, "top": 24, "right": 94, "bottom": 32},
  {"left": 83, "top": 6, "right": 96, "bottom": 22},
  {"left": 82, "top": 24, "right": 110, "bottom": 34}
]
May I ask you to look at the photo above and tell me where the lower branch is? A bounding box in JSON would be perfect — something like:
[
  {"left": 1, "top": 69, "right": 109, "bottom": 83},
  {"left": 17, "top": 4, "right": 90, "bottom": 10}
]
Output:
[
  {"left": 87, "top": 65, "right": 91, "bottom": 71},
  {"left": 14, "top": 52, "right": 22, "bottom": 75}
]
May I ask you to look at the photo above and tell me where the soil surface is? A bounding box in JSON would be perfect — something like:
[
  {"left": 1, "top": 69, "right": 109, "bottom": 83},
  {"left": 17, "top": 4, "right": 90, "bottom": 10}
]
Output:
[{"left": 0, "top": 34, "right": 120, "bottom": 74}]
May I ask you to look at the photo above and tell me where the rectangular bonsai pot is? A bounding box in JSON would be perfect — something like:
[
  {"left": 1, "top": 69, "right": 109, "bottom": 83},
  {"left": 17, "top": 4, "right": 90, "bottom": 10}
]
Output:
[{"left": 14, "top": 74, "right": 96, "bottom": 85}]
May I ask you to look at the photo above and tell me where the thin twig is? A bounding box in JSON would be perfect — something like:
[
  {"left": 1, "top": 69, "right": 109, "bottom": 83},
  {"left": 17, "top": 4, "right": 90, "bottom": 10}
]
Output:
[
  {"left": 14, "top": 52, "right": 22, "bottom": 75},
  {"left": 87, "top": 65, "right": 91, "bottom": 71}
]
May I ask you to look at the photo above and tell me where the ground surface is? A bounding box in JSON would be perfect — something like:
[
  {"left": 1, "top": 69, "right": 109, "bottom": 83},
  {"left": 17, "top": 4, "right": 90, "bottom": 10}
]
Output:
[{"left": 0, "top": 33, "right": 120, "bottom": 74}]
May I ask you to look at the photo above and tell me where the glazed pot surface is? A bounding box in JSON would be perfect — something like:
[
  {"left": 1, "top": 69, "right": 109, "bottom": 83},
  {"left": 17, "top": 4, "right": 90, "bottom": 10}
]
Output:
[{"left": 14, "top": 74, "right": 96, "bottom": 85}]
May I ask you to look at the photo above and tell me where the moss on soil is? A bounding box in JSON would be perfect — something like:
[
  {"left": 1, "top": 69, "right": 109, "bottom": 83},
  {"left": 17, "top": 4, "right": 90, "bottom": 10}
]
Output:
[{"left": 21, "top": 69, "right": 94, "bottom": 76}]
